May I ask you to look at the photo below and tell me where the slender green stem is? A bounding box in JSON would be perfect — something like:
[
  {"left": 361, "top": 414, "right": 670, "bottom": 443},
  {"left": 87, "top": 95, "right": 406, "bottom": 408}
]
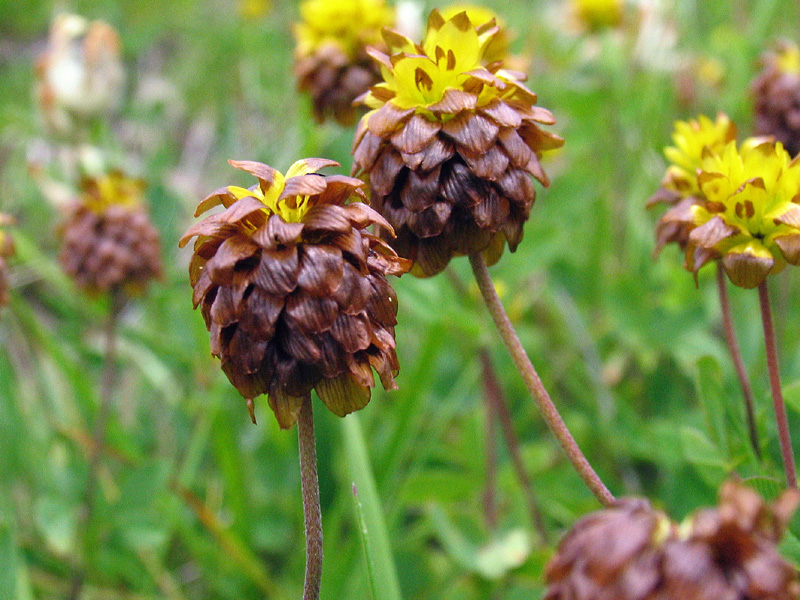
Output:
[
  {"left": 716, "top": 264, "right": 760, "bottom": 459},
  {"left": 68, "top": 288, "right": 123, "bottom": 600},
  {"left": 297, "top": 395, "right": 323, "bottom": 600},
  {"left": 469, "top": 253, "right": 615, "bottom": 507},
  {"left": 757, "top": 281, "right": 797, "bottom": 488}
]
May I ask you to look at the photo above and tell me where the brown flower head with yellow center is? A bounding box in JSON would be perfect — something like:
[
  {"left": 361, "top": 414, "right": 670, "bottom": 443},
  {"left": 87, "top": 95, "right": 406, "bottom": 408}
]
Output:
[
  {"left": 293, "top": 0, "right": 394, "bottom": 126},
  {"left": 59, "top": 170, "right": 162, "bottom": 295},
  {"left": 753, "top": 41, "right": 800, "bottom": 157},
  {"left": 545, "top": 480, "right": 800, "bottom": 600},
  {"left": 180, "top": 158, "right": 409, "bottom": 428},
  {"left": 685, "top": 139, "right": 800, "bottom": 288},
  {"left": 0, "top": 214, "right": 16, "bottom": 306},
  {"left": 648, "top": 114, "right": 737, "bottom": 256},
  {"left": 352, "top": 9, "right": 564, "bottom": 277}
]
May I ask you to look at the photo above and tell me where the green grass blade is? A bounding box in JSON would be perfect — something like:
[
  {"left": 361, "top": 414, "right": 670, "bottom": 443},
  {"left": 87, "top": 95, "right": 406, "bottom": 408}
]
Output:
[{"left": 341, "top": 414, "right": 402, "bottom": 600}]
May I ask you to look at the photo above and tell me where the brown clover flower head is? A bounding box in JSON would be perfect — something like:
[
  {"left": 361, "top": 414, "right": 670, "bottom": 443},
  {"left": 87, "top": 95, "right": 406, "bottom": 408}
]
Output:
[
  {"left": 0, "top": 214, "right": 16, "bottom": 307},
  {"left": 545, "top": 480, "right": 800, "bottom": 600},
  {"left": 352, "top": 9, "right": 564, "bottom": 277},
  {"left": 179, "top": 158, "right": 409, "bottom": 428},
  {"left": 35, "top": 13, "right": 125, "bottom": 136},
  {"left": 59, "top": 171, "right": 163, "bottom": 295},
  {"left": 293, "top": 0, "right": 393, "bottom": 126},
  {"left": 752, "top": 41, "right": 800, "bottom": 157},
  {"left": 648, "top": 113, "right": 736, "bottom": 256}
]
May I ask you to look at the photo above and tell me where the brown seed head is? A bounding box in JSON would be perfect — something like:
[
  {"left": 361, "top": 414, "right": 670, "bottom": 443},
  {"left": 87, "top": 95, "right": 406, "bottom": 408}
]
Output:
[
  {"left": 59, "top": 172, "right": 162, "bottom": 295},
  {"left": 180, "top": 158, "right": 410, "bottom": 427}
]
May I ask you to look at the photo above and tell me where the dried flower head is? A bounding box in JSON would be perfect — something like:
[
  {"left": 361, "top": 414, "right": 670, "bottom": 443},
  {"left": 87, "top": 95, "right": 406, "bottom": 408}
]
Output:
[
  {"left": 545, "top": 480, "right": 800, "bottom": 600},
  {"left": 648, "top": 114, "right": 737, "bottom": 255},
  {"left": 35, "top": 13, "right": 125, "bottom": 136},
  {"left": 753, "top": 41, "right": 800, "bottom": 157},
  {"left": 571, "top": 0, "right": 624, "bottom": 32},
  {"left": 180, "top": 159, "right": 409, "bottom": 428},
  {"left": 0, "top": 214, "right": 16, "bottom": 307},
  {"left": 686, "top": 139, "right": 800, "bottom": 288},
  {"left": 352, "top": 9, "right": 563, "bottom": 277},
  {"left": 59, "top": 171, "right": 162, "bottom": 295},
  {"left": 293, "top": 0, "right": 393, "bottom": 126}
]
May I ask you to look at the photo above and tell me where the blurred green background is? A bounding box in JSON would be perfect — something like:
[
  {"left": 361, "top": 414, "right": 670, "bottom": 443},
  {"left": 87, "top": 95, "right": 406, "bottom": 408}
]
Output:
[{"left": 3, "top": 0, "right": 800, "bottom": 598}]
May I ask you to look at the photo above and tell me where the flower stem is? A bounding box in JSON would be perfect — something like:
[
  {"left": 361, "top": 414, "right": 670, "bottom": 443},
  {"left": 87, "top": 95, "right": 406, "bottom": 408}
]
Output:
[
  {"left": 479, "top": 348, "right": 550, "bottom": 543},
  {"left": 469, "top": 253, "right": 615, "bottom": 507},
  {"left": 68, "top": 287, "right": 123, "bottom": 600},
  {"left": 758, "top": 281, "right": 797, "bottom": 488},
  {"left": 298, "top": 395, "right": 323, "bottom": 600},
  {"left": 716, "top": 264, "right": 760, "bottom": 459}
]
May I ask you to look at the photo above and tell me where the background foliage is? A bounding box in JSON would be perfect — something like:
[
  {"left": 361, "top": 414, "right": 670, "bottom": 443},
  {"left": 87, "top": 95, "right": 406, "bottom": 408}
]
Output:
[{"left": 2, "top": 0, "right": 800, "bottom": 598}]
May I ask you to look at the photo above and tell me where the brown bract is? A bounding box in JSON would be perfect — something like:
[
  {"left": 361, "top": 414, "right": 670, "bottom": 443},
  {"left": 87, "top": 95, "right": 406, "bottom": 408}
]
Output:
[
  {"left": 545, "top": 480, "right": 800, "bottom": 600},
  {"left": 59, "top": 203, "right": 162, "bottom": 295},
  {"left": 647, "top": 188, "right": 699, "bottom": 257},
  {"left": 179, "top": 160, "right": 410, "bottom": 428},
  {"left": 294, "top": 43, "right": 382, "bottom": 126},
  {"left": 753, "top": 47, "right": 800, "bottom": 157}
]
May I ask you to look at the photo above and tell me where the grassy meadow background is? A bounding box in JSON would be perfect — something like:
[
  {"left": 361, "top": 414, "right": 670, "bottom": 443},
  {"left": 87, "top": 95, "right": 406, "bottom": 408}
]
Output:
[{"left": 2, "top": 0, "right": 800, "bottom": 598}]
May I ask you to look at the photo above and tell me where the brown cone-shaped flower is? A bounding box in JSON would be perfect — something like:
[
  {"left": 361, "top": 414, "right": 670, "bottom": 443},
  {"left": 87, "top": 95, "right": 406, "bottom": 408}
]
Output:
[
  {"left": 753, "top": 41, "right": 800, "bottom": 157},
  {"left": 352, "top": 10, "right": 564, "bottom": 277},
  {"left": 179, "top": 158, "right": 409, "bottom": 428},
  {"left": 0, "top": 214, "right": 16, "bottom": 307},
  {"left": 545, "top": 480, "right": 800, "bottom": 600},
  {"left": 59, "top": 171, "right": 162, "bottom": 295},
  {"left": 544, "top": 498, "right": 669, "bottom": 600},
  {"left": 293, "top": 0, "right": 393, "bottom": 126}
]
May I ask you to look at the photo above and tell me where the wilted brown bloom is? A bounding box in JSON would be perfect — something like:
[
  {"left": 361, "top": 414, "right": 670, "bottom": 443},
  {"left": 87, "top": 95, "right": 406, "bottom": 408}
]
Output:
[
  {"left": 59, "top": 171, "right": 162, "bottom": 295},
  {"left": 293, "top": 0, "right": 393, "bottom": 126},
  {"left": 35, "top": 13, "right": 125, "bottom": 136},
  {"left": 545, "top": 480, "right": 800, "bottom": 600},
  {"left": 179, "top": 158, "right": 409, "bottom": 428},
  {"left": 0, "top": 214, "right": 16, "bottom": 306},
  {"left": 352, "top": 10, "right": 563, "bottom": 277},
  {"left": 753, "top": 41, "right": 800, "bottom": 157}
]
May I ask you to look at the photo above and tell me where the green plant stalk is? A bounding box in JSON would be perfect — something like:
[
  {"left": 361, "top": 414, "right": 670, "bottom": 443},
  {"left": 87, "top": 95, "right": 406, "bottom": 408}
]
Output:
[
  {"left": 341, "top": 414, "right": 403, "bottom": 600},
  {"left": 469, "top": 253, "right": 615, "bottom": 507},
  {"left": 716, "top": 263, "right": 760, "bottom": 459},
  {"left": 758, "top": 281, "right": 797, "bottom": 488},
  {"left": 67, "top": 287, "right": 123, "bottom": 600},
  {"left": 298, "top": 395, "right": 323, "bottom": 600}
]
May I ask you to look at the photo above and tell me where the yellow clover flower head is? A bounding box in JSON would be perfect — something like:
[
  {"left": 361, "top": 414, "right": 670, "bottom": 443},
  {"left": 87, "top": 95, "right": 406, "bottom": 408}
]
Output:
[
  {"left": 294, "top": 0, "right": 392, "bottom": 59},
  {"left": 662, "top": 113, "right": 737, "bottom": 197},
  {"left": 197, "top": 158, "right": 357, "bottom": 226},
  {"left": 572, "top": 0, "right": 624, "bottom": 32},
  {"left": 81, "top": 170, "right": 146, "bottom": 214},
  {"left": 686, "top": 139, "right": 800, "bottom": 288}
]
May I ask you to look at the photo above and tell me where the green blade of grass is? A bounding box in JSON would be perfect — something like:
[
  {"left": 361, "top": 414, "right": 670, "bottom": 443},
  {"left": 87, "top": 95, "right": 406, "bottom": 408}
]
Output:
[{"left": 341, "top": 414, "right": 402, "bottom": 600}]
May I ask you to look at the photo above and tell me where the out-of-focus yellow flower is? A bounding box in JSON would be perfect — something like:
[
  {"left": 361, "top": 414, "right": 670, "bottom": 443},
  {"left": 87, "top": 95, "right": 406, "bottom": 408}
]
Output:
[
  {"left": 82, "top": 171, "right": 145, "bottom": 214},
  {"left": 35, "top": 13, "right": 125, "bottom": 136},
  {"left": 238, "top": 0, "right": 272, "bottom": 20},
  {"left": 686, "top": 140, "right": 800, "bottom": 288},
  {"left": 571, "top": 0, "right": 623, "bottom": 32},
  {"left": 294, "top": 0, "right": 392, "bottom": 59}
]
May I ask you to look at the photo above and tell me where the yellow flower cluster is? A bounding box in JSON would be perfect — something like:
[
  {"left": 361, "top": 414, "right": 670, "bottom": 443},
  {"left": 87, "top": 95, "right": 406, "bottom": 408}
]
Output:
[
  {"left": 294, "top": 0, "right": 393, "bottom": 59},
  {"left": 82, "top": 171, "right": 146, "bottom": 214}
]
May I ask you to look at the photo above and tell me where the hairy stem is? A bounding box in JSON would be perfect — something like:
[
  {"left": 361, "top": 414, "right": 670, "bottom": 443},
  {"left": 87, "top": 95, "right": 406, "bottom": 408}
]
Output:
[
  {"left": 469, "top": 253, "right": 615, "bottom": 507},
  {"left": 298, "top": 395, "right": 323, "bottom": 600},
  {"left": 68, "top": 288, "right": 123, "bottom": 600},
  {"left": 717, "top": 264, "right": 760, "bottom": 458},
  {"left": 480, "top": 348, "right": 550, "bottom": 543},
  {"left": 758, "top": 281, "right": 797, "bottom": 488}
]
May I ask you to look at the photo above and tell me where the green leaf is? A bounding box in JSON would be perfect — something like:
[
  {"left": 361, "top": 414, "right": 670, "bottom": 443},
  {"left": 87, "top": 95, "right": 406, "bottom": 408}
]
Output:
[
  {"left": 341, "top": 414, "right": 403, "bottom": 600},
  {"left": 694, "top": 355, "right": 728, "bottom": 452}
]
